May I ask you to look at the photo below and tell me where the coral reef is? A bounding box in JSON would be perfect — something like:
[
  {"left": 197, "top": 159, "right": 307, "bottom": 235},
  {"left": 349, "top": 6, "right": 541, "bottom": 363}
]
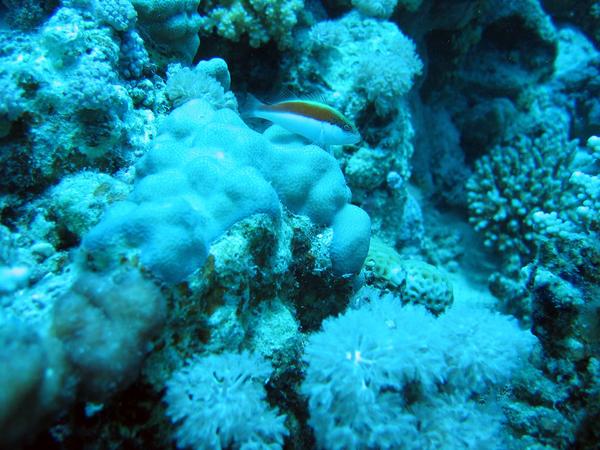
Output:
[
  {"left": 198, "top": 0, "right": 304, "bottom": 48},
  {"left": 131, "top": 0, "right": 202, "bottom": 61},
  {"left": 298, "top": 11, "right": 422, "bottom": 118},
  {"left": 285, "top": 11, "right": 422, "bottom": 247},
  {"left": 466, "top": 129, "right": 578, "bottom": 267},
  {"left": 302, "top": 293, "right": 536, "bottom": 449},
  {"left": 409, "top": 2, "right": 599, "bottom": 447},
  {"left": 0, "top": 0, "right": 599, "bottom": 449},
  {"left": 83, "top": 98, "right": 370, "bottom": 282},
  {"left": 365, "top": 237, "right": 453, "bottom": 315},
  {"left": 0, "top": 2, "right": 154, "bottom": 195},
  {"left": 0, "top": 43, "right": 370, "bottom": 446},
  {"left": 165, "top": 351, "right": 287, "bottom": 449}
]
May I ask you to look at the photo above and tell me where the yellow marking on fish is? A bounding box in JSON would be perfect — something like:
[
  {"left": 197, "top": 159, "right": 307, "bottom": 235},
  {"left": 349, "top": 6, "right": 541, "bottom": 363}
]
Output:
[
  {"left": 262, "top": 101, "right": 355, "bottom": 132},
  {"left": 245, "top": 95, "right": 361, "bottom": 147}
]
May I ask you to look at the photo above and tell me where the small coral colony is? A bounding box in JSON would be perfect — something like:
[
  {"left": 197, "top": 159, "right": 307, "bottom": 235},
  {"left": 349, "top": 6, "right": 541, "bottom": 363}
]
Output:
[{"left": 0, "top": 1, "right": 598, "bottom": 449}]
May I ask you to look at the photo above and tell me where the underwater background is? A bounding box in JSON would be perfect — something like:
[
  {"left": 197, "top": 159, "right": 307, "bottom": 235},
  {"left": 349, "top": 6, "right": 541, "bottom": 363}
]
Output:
[{"left": 0, "top": 0, "right": 598, "bottom": 449}]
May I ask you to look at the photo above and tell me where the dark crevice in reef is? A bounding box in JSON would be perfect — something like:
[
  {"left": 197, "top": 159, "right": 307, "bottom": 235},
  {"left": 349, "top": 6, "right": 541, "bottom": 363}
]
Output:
[
  {"left": 25, "top": 381, "right": 169, "bottom": 450},
  {"left": 195, "top": 36, "right": 285, "bottom": 96}
]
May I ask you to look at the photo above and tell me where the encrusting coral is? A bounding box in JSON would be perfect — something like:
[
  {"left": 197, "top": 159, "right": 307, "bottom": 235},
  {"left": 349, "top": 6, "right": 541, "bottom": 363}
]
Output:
[{"left": 0, "top": 2, "right": 155, "bottom": 194}]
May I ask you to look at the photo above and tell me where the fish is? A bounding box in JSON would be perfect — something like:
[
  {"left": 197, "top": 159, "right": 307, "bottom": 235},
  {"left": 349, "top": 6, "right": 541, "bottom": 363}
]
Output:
[{"left": 243, "top": 95, "right": 361, "bottom": 147}]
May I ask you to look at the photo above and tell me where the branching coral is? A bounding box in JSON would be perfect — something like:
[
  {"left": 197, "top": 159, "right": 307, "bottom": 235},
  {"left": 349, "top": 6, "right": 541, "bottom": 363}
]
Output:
[
  {"left": 198, "top": 0, "right": 304, "bottom": 48},
  {"left": 529, "top": 135, "right": 600, "bottom": 282},
  {"left": 508, "top": 137, "right": 600, "bottom": 446},
  {"left": 559, "top": 136, "right": 598, "bottom": 234},
  {"left": 467, "top": 130, "right": 578, "bottom": 266},
  {"left": 468, "top": 118, "right": 599, "bottom": 276}
]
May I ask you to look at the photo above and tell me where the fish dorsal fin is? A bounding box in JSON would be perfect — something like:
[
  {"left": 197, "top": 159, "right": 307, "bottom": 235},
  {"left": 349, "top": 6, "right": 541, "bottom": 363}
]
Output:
[
  {"left": 271, "top": 88, "right": 328, "bottom": 106},
  {"left": 278, "top": 86, "right": 299, "bottom": 102},
  {"left": 300, "top": 91, "right": 328, "bottom": 104}
]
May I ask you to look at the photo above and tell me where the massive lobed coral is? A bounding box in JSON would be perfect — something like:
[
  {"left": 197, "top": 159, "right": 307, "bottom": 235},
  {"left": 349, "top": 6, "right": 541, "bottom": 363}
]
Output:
[
  {"left": 131, "top": 0, "right": 202, "bottom": 61},
  {"left": 83, "top": 98, "right": 371, "bottom": 282}
]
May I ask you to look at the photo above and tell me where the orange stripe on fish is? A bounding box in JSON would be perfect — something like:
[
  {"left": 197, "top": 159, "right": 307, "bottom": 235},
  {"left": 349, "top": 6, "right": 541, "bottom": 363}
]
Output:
[
  {"left": 264, "top": 101, "right": 349, "bottom": 129},
  {"left": 243, "top": 95, "right": 361, "bottom": 147}
]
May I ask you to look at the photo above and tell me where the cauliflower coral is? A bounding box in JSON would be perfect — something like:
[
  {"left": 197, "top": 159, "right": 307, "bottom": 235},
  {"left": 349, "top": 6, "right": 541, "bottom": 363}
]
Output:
[{"left": 198, "top": 0, "right": 304, "bottom": 48}]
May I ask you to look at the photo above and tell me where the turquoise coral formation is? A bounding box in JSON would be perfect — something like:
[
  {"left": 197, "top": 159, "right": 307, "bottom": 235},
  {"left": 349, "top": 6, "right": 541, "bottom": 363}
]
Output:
[
  {"left": 165, "top": 351, "right": 288, "bottom": 449},
  {"left": 301, "top": 293, "right": 535, "bottom": 449},
  {"left": 131, "top": 0, "right": 202, "bottom": 61},
  {"left": 300, "top": 12, "right": 422, "bottom": 118},
  {"left": 351, "top": 0, "right": 399, "bottom": 18},
  {"left": 83, "top": 97, "right": 370, "bottom": 282}
]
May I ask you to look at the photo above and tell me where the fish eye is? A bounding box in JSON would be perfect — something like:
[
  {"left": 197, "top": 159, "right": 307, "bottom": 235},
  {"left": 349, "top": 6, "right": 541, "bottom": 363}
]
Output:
[{"left": 343, "top": 123, "right": 353, "bottom": 132}]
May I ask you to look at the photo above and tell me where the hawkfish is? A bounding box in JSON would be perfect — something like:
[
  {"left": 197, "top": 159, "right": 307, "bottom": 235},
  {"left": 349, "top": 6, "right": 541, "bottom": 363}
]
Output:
[{"left": 244, "top": 95, "right": 361, "bottom": 147}]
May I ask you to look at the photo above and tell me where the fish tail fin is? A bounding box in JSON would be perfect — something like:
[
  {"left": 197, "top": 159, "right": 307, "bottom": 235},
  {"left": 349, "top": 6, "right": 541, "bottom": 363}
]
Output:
[{"left": 239, "top": 93, "right": 265, "bottom": 119}]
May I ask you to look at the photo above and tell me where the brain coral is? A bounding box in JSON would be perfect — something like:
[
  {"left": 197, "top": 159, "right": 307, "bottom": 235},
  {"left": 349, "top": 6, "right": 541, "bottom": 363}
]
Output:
[{"left": 365, "top": 237, "right": 453, "bottom": 315}]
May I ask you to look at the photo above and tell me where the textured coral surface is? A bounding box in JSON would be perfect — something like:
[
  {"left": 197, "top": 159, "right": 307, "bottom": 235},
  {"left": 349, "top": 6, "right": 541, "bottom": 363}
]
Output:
[{"left": 0, "top": 1, "right": 598, "bottom": 449}]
